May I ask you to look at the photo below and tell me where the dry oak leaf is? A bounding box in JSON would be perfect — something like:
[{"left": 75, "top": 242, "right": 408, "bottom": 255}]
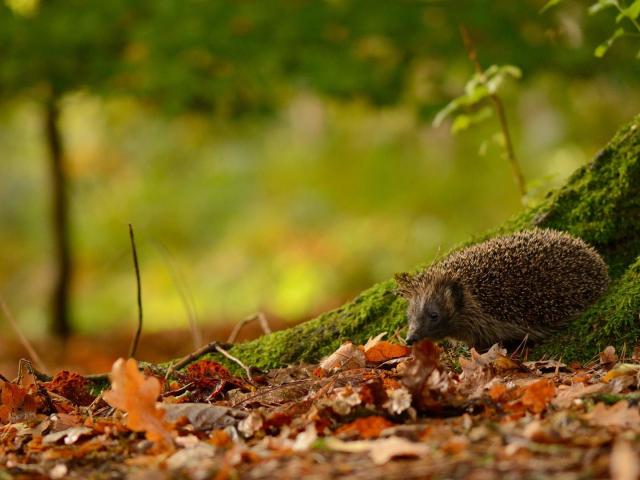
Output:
[
  {"left": 0, "top": 383, "right": 37, "bottom": 423},
  {"left": 335, "top": 416, "right": 397, "bottom": 439},
  {"left": 103, "top": 358, "right": 176, "bottom": 447},
  {"left": 520, "top": 379, "right": 556, "bottom": 414},
  {"left": 611, "top": 437, "right": 640, "bottom": 480},
  {"left": 586, "top": 401, "right": 640, "bottom": 429},
  {"left": 325, "top": 437, "right": 429, "bottom": 465},
  {"left": 364, "top": 342, "right": 411, "bottom": 364},
  {"left": 317, "top": 342, "right": 366, "bottom": 376}
]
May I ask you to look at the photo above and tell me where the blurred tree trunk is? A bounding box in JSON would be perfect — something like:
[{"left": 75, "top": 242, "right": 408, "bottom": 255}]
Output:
[{"left": 45, "top": 97, "right": 72, "bottom": 338}]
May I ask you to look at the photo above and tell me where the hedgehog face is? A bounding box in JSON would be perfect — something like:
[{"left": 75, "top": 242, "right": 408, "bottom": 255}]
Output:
[{"left": 405, "top": 281, "right": 463, "bottom": 345}]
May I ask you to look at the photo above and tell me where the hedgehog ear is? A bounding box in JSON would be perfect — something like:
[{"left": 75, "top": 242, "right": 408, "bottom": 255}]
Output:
[
  {"left": 393, "top": 272, "right": 414, "bottom": 299},
  {"left": 445, "top": 280, "right": 463, "bottom": 308}
]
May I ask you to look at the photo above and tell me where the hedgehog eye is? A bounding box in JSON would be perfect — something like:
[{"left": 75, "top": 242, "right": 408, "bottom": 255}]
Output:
[{"left": 430, "top": 312, "right": 438, "bottom": 320}]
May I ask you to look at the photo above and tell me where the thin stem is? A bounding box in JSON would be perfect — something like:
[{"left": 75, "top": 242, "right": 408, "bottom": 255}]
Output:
[
  {"left": 0, "top": 293, "right": 48, "bottom": 373},
  {"left": 616, "top": 1, "right": 640, "bottom": 34},
  {"left": 459, "top": 25, "right": 527, "bottom": 201},
  {"left": 128, "top": 224, "right": 143, "bottom": 359}
]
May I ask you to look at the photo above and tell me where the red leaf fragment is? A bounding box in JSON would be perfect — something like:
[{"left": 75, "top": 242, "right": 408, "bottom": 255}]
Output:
[
  {"left": 43, "top": 371, "right": 95, "bottom": 407},
  {"left": 187, "top": 360, "right": 231, "bottom": 379}
]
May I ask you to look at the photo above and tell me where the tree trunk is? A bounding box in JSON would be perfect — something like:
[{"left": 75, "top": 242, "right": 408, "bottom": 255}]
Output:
[
  {"left": 190, "top": 115, "right": 640, "bottom": 371},
  {"left": 45, "top": 97, "right": 72, "bottom": 338}
]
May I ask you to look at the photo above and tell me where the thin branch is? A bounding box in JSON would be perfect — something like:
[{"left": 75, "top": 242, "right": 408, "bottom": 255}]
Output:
[
  {"left": 151, "top": 239, "right": 202, "bottom": 350},
  {"left": 170, "top": 340, "right": 256, "bottom": 385},
  {"left": 230, "top": 379, "right": 315, "bottom": 408},
  {"left": 459, "top": 25, "right": 527, "bottom": 201},
  {"left": 128, "top": 224, "right": 143, "bottom": 359},
  {"left": 0, "top": 293, "right": 48, "bottom": 373},
  {"left": 227, "top": 312, "right": 272, "bottom": 345},
  {"left": 0, "top": 372, "right": 10, "bottom": 383}
]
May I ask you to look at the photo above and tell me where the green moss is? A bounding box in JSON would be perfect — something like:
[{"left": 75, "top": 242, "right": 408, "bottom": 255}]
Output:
[
  {"left": 532, "top": 255, "right": 640, "bottom": 360},
  {"left": 212, "top": 279, "right": 408, "bottom": 372},
  {"left": 190, "top": 115, "right": 640, "bottom": 372}
]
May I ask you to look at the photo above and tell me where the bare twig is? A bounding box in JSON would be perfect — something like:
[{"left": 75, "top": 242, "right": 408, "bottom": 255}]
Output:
[
  {"left": 227, "top": 312, "right": 272, "bottom": 345},
  {"left": 459, "top": 25, "right": 527, "bottom": 201},
  {"left": 512, "top": 333, "right": 530, "bottom": 358},
  {"left": 230, "top": 379, "right": 315, "bottom": 408},
  {"left": 0, "top": 293, "right": 48, "bottom": 373},
  {"left": 171, "top": 340, "right": 256, "bottom": 385},
  {"left": 151, "top": 239, "right": 202, "bottom": 350},
  {"left": 128, "top": 224, "right": 143, "bottom": 359},
  {"left": 390, "top": 326, "right": 408, "bottom": 345},
  {"left": 555, "top": 356, "right": 563, "bottom": 378},
  {"left": 0, "top": 372, "right": 10, "bottom": 383}
]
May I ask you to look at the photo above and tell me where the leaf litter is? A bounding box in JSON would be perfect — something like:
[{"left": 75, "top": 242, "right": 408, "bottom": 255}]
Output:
[{"left": 2, "top": 335, "right": 640, "bottom": 478}]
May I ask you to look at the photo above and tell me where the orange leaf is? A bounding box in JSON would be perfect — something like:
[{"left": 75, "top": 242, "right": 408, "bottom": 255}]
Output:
[
  {"left": 0, "top": 383, "right": 37, "bottom": 423},
  {"left": 313, "top": 366, "right": 328, "bottom": 378},
  {"left": 103, "top": 358, "right": 175, "bottom": 448},
  {"left": 490, "top": 384, "right": 507, "bottom": 402},
  {"left": 364, "top": 341, "right": 411, "bottom": 363},
  {"left": 335, "top": 416, "right": 396, "bottom": 439},
  {"left": 520, "top": 379, "right": 556, "bottom": 413}
]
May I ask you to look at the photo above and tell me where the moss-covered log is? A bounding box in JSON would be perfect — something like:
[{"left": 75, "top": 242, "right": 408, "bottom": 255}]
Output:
[{"left": 201, "top": 115, "right": 640, "bottom": 371}]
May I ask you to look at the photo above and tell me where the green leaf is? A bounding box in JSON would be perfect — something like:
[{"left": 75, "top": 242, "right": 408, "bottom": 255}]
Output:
[
  {"left": 451, "top": 107, "right": 493, "bottom": 134},
  {"left": 484, "top": 65, "right": 500, "bottom": 77},
  {"left": 433, "top": 97, "right": 465, "bottom": 127},
  {"left": 589, "top": 0, "right": 618, "bottom": 15},
  {"left": 629, "top": 0, "right": 640, "bottom": 19},
  {"left": 636, "top": 48, "right": 640, "bottom": 58},
  {"left": 434, "top": 84, "right": 491, "bottom": 127},
  {"left": 451, "top": 114, "right": 471, "bottom": 133},
  {"left": 594, "top": 28, "right": 626, "bottom": 57},
  {"left": 501, "top": 65, "right": 523, "bottom": 79},
  {"left": 540, "top": 0, "right": 564, "bottom": 14},
  {"left": 616, "top": 0, "right": 640, "bottom": 21},
  {"left": 478, "top": 140, "right": 489, "bottom": 157},
  {"left": 465, "top": 84, "right": 490, "bottom": 104},
  {"left": 486, "top": 74, "right": 505, "bottom": 94}
]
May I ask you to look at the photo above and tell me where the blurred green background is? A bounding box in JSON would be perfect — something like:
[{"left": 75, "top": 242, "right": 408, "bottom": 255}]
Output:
[{"left": 1, "top": 0, "right": 639, "bottom": 342}]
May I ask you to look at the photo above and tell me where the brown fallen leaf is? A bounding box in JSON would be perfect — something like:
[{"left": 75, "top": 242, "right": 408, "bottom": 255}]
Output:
[
  {"left": 335, "top": 416, "right": 397, "bottom": 439},
  {"left": 603, "top": 364, "right": 640, "bottom": 383},
  {"left": 611, "top": 437, "right": 640, "bottom": 480},
  {"left": 43, "top": 371, "right": 95, "bottom": 407},
  {"left": 103, "top": 358, "right": 176, "bottom": 448},
  {"left": 325, "top": 437, "right": 429, "bottom": 465},
  {"left": 552, "top": 382, "right": 612, "bottom": 409},
  {"left": 520, "top": 379, "right": 556, "bottom": 414},
  {"left": 600, "top": 346, "right": 619, "bottom": 369},
  {"left": 317, "top": 342, "right": 366, "bottom": 376},
  {"left": 587, "top": 401, "right": 640, "bottom": 429},
  {"left": 0, "top": 383, "right": 37, "bottom": 423},
  {"left": 364, "top": 342, "right": 411, "bottom": 364}
]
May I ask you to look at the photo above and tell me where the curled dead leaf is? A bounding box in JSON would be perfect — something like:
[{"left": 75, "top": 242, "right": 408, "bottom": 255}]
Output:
[{"left": 317, "top": 342, "right": 366, "bottom": 376}]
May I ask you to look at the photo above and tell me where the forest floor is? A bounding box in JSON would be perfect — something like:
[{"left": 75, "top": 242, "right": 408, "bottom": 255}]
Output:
[{"left": 1, "top": 330, "right": 640, "bottom": 480}]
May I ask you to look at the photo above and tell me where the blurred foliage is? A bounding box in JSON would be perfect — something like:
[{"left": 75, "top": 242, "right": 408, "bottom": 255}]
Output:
[{"left": 1, "top": 0, "right": 640, "bottom": 338}]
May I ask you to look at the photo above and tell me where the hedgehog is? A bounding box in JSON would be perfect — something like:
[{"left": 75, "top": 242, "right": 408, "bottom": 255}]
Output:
[{"left": 394, "top": 229, "right": 610, "bottom": 350}]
